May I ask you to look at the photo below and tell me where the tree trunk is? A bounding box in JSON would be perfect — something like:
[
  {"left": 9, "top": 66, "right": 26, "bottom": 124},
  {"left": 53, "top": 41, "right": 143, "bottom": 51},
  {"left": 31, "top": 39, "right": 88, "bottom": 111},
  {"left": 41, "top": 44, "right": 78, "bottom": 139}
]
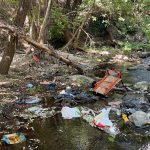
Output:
[
  {"left": 14, "top": 0, "right": 31, "bottom": 27},
  {"left": 106, "top": 25, "right": 118, "bottom": 46},
  {"left": 72, "top": 8, "right": 92, "bottom": 49},
  {"left": 65, "top": 0, "right": 71, "bottom": 10},
  {"left": 0, "top": 0, "right": 31, "bottom": 74},
  {"left": 0, "top": 35, "right": 16, "bottom": 74},
  {"left": 72, "top": 0, "right": 82, "bottom": 10},
  {"left": 30, "top": 18, "right": 39, "bottom": 41},
  {"left": 37, "top": 0, "right": 52, "bottom": 44}
]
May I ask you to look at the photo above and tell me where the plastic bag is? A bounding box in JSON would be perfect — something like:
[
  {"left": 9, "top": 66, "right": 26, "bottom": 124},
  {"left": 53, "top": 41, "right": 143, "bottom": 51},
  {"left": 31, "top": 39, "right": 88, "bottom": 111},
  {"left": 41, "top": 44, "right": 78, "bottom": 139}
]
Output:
[
  {"left": 61, "top": 106, "right": 81, "bottom": 119},
  {"left": 2, "top": 133, "right": 26, "bottom": 144},
  {"left": 93, "top": 107, "right": 119, "bottom": 137},
  {"left": 93, "top": 108, "right": 113, "bottom": 127}
]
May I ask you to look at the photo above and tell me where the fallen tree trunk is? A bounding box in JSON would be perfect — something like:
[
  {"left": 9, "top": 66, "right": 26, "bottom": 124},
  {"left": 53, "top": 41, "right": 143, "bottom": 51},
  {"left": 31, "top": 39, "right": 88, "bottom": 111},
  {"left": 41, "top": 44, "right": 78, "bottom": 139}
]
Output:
[{"left": 0, "top": 22, "right": 84, "bottom": 74}]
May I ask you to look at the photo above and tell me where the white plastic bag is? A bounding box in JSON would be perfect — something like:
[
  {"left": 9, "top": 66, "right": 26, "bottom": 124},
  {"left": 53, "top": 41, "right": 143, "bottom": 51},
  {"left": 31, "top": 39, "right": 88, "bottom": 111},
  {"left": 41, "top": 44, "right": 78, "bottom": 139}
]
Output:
[
  {"left": 61, "top": 106, "right": 81, "bottom": 119},
  {"left": 93, "top": 108, "right": 113, "bottom": 127},
  {"left": 93, "top": 107, "right": 119, "bottom": 137}
]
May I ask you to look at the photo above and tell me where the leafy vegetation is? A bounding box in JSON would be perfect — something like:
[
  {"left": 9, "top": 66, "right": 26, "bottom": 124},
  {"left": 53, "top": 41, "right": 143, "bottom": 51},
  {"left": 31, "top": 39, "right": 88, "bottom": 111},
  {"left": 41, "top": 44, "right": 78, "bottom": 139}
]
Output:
[{"left": 48, "top": 7, "right": 68, "bottom": 39}]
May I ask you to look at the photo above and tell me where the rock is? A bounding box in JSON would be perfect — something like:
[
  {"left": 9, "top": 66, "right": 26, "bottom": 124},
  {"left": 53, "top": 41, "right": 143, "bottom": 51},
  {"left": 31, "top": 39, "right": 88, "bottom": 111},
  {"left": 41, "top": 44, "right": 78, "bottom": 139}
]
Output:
[
  {"left": 113, "top": 55, "right": 129, "bottom": 62},
  {"left": 122, "top": 93, "right": 148, "bottom": 104},
  {"left": 69, "top": 75, "right": 94, "bottom": 87},
  {"left": 127, "top": 66, "right": 139, "bottom": 70},
  {"left": 129, "top": 111, "right": 150, "bottom": 127},
  {"left": 134, "top": 81, "right": 149, "bottom": 91},
  {"left": 121, "top": 93, "right": 150, "bottom": 113},
  {"left": 0, "top": 81, "right": 12, "bottom": 87},
  {"left": 25, "top": 75, "right": 33, "bottom": 80},
  {"left": 139, "top": 52, "right": 150, "bottom": 58},
  {"left": 75, "top": 91, "right": 99, "bottom": 102},
  {"left": 147, "top": 112, "right": 150, "bottom": 118},
  {"left": 127, "top": 29, "right": 147, "bottom": 44},
  {"left": 37, "top": 67, "right": 44, "bottom": 72}
]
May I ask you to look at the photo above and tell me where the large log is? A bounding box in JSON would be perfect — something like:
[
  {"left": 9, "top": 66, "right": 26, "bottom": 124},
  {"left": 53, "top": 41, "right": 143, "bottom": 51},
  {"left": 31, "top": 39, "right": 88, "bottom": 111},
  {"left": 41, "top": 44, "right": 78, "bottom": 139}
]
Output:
[{"left": 0, "top": 22, "right": 84, "bottom": 74}]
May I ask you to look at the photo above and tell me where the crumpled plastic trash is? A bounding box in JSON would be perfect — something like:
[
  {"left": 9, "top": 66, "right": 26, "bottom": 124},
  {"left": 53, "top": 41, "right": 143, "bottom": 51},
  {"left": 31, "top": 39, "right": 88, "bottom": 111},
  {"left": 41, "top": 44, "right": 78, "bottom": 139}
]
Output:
[
  {"left": 81, "top": 107, "right": 95, "bottom": 126},
  {"left": 55, "top": 89, "right": 75, "bottom": 101},
  {"left": 2, "top": 132, "right": 26, "bottom": 144},
  {"left": 47, "top": 83, "right": 56, "bottom": 90},
  {"left": 26, "top": 83, "right": 34, "bottom": 88},
  {"left": 93, "top": 107, "right": 120, "bottom": 137},
  {"left": 16, "top": 96, "right": 41, "bottom": 104},
  {"left": 26, "top": 105, "right": 56, "bottom": 118},
  {"left": 122, "top": 113, "right": 129, "bottom": 123},
  {"left": 94, "top": 108, "right": 113, "bottom": 127},
  {"left": 61, "top": 106, "right": 81, "bottom": 119}
]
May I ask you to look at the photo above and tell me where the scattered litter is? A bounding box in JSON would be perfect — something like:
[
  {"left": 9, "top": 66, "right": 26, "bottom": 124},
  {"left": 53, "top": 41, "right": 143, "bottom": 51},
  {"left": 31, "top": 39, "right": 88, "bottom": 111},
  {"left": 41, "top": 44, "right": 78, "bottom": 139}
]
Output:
[
  {"left": 26, "top": 105, "right": 56, "bottom": 118},
  {"left": 81, "top": 107, "right": 95, "bottom": 126},
  {"left": 108, "top": 101, "right": 122, "bottom": 108},
  {"left": 61, "top": 106, "right": 81, "bottom": 119},
  {"left": 93, "top": 108, "right": 113, "bottom": 128},
  {"left": 47, "top": 83, "right": 56, "bottom": 90},
  {"left": 93, "top": 69, "right": 121, "bottom": 95},
  {"left": 26, "top": 83, "right": 34, "bottom": 88},
  {"left": 2, "top": 133, "right": 26, "bottom": 144},
  {"left": 55, "top": 87, "right": 99, "bottom": 103},
  {"left": 93, "top": 108, "right": 119, "bottom": 137},
  {"left": 122, "top": 113, "right": 129, "bottom": 123},
  {"left": 55, "top": 89, "right": 75, "bottom": 101},
  {"left": 16, "top": 96, "right": 41, "bottom": 104},
  {"left": 81, "top": 107, "right": 119, "bottom": 137},
  {"left": 40, "top": 81, "right": 56, "bottom": 90},
  {"left": 32, "top": 53, "right": 40, "bottom": 64}
]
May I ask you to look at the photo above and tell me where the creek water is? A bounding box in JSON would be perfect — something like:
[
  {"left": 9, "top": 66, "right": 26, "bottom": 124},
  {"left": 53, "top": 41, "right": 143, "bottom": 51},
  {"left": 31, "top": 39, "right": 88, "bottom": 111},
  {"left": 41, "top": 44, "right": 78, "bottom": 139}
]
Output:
[{"left": 31, "top": 57, "right": 150, "bottom": 150}]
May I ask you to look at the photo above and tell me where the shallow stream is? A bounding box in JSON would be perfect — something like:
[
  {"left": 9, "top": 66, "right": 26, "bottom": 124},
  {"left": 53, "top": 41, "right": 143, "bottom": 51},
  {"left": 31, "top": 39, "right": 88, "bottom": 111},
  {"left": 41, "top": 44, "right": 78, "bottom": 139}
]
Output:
[{"left": 1, "top": 58, "right": 150, "bottom": 150}]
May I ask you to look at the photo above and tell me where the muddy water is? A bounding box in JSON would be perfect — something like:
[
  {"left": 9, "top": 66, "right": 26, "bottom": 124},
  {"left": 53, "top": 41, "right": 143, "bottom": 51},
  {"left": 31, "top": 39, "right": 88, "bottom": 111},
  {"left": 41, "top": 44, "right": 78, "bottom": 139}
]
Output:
[
  {"left": 128, "top": 57, "right": 150, "bottom": 82},
  {"left": 31, "top": 113, "right": 149, "bottom": 150},
  {"left": 1, "top": 58, "right": 150, "bottom": 150}
]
